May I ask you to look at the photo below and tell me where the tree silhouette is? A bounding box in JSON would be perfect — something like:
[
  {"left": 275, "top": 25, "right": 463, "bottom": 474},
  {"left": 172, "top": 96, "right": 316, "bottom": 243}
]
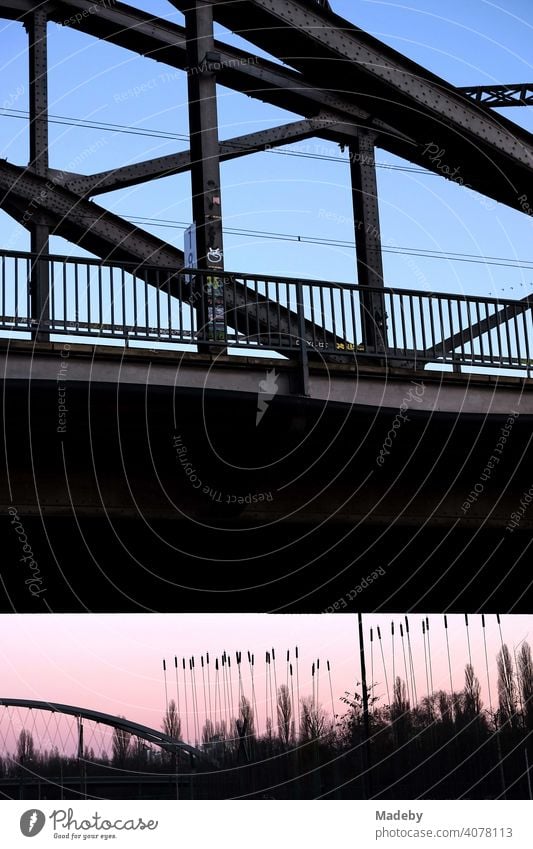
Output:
[
  {"left": 162, "top": 699, "right": 181, "bottom": 741},
  {"left": 16, "top": 729, "right": 35, "bottom": 765},
  {"left": 277, "top": 684, "right": 293, "bottom": 747},
  {"left": 497, "top": 645, "right": 518, "bottom": 728},
  {"left": 517, "top": 642, "right": 533, "bottom": 730}
]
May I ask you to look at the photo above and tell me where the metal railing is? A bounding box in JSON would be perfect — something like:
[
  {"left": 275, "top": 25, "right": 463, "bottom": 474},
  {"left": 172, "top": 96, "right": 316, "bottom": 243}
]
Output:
[{"left": 1, "top": 249, "right": 532, "bottom": 378}]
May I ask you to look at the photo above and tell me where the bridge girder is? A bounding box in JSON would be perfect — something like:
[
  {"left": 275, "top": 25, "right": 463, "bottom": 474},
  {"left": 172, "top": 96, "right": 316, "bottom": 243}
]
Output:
[
  {"left": 0, "top": 160, "right": 184, "bottom": 268},
  {"left": 4, "top": 0, "right": 532, "bottom": 213},
  {"left": 174, "top": 0, "right": 533, "bottom": 212},
  {"left": 55, "top": 113, "right": 362, "bottom": 198},
  {"left": 458, "top": 84, "right": 533, "bottom": 108}
]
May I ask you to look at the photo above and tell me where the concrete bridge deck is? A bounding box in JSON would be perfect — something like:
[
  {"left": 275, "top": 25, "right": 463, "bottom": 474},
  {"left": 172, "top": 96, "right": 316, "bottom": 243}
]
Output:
[{"left": 1, "top": 341, "right": 532, "bottom": 613}]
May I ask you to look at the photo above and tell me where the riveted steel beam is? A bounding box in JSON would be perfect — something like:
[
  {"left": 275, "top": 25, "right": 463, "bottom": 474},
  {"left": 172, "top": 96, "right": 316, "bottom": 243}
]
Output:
[
  {"left": 184, "top": 0, "right": 225, "bottom": 343},
  {"left": 52, "top": 114, "right": 356, "bottom": 196},
  {"left": 0, "top": 159, "right": 184, "bottom": 269},
  {"left": 349, "top": 131, "right": 386, "bottom": 352},
  {"left": 25, "top": 8, "right": 50, "bottom": 340},
  {"left": 190, "top": 0, "right": 533, "bottom": 212},
  {"left": 1, "top": 1, "right": 411, "bottom": 146},
  {"left": 204, "top": 0, "right": 533, "bottom": 168},
  {"left": 4, "top": 1, "right": 532, "bottom": 214}
]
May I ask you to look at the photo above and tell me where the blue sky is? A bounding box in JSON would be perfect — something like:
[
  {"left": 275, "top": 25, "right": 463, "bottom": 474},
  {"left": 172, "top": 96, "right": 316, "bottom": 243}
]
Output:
[{"left": 0, "top": 0, "right": 532, "bottom": 298}]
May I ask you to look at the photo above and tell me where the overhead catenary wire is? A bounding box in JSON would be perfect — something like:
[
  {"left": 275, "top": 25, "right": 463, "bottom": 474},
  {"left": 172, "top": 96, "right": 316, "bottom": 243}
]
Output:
[
  {"left": 125, "top": 215, "right": 533, "bottom": 270},
  {"left": 0, "top": 106, "right": 439, "bottom": 174},
  {"left": 2, "top": 107, "right": 531, "bottom": 271}
]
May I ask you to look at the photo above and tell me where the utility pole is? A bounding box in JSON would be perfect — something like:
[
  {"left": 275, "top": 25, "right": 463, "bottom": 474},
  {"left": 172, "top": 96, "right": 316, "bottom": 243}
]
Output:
[{"left": 358, "top": 612, "right": 372, "bottom": 798}]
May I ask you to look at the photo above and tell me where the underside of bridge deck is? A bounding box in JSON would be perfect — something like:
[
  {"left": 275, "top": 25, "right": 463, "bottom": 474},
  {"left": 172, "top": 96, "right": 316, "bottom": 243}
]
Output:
[{"left": 1, "top": 345, "right": 532, "bottom": 613}]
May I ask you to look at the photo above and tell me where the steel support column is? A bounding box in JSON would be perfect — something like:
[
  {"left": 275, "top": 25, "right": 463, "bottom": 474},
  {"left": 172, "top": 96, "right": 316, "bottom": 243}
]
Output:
[
  {"left": 26, "top": 8, "right": 50, "bottom": 340},
  {"left": 349, "top": 132, "right": 386, "bottom": 352},
  {"left": 184, "top": 0, "right": 225, "bottom": 345}
]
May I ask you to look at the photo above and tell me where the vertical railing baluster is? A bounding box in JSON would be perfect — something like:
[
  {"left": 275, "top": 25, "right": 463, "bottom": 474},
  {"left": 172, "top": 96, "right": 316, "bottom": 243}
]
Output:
[
  {"left": 296, "top": 280, "right": 309, "bottom": 396},
  {"left": 436, "top": 297, "right": 445, "bottom": 361},
  {"left": 98, "top": 265, "right": 103, "bottom": 335},
  {"left": 319, "top": 285, "right": 326, "bottom": 349},
  {"left": 466, "top": 301, "right": 474, "bottom": 363},
  {"left": 399, "top": 294, "right": 407, "bottom": 357},
  {"left": 275, "top": 280, "right": 281, "bottom": 347},
  {"left": 132, "top": 268, "right": 138, "bottom": 337},
  {"left": 339, "top": 285, "right": 347, "bottom": 351},
  {"left": 86, "top": 264, "right": 91, "bottom": 334},
  {"left": 155, "top": 269, "right": 161, "bottom": 342},
  {"left": 310, "top": 284, "right": 317, "bottom": 350},
  {"left": 144, "top": 269, "right": 149, "bottom": 337},
  {"left": 350, "top": 288, "right": 358, "bottom": 354},
  {"left": 418, "top": 295, "right": 427, "bottom": 356},
  {"left": 254, "top": 278, "right": 260, "bottom": 344},
  {"left": 49, "top": 261, "right": 55, "bottom": 331},
  {"left": 428, "top": 295, "right": 436, "bottom": 359},
  {"left": 408, "top": 295, "right": 416, "bottom": 361},
  {"left": 166, "top": 272, "right": 172, "bottom": 341},
  {"left": 329, "top": 287, "right": 336, "bottom": 350},
  {"left": 1, "top": 254, "right": 5, "bottom": 324},
  {"left": 14, "top": 259, "right": 19, "bottom": 324},
  {"left": 389, "top": 293, "right": 398, "bottom": 355},
  {"left": 74, "top": 263, "right": 79, "bottom": 330},
  {"left": 494, "top": 300, "right": 504, "bottom": 364},
  {"left": 503, "top": 304, "right": 513, "bottom": 367},
  {"left": 521, "top": 305, "right": 531, "bottom": 377},
  {"left": 485, "top": 302, "right": 494, "bottom": 364},
  {"left": 474, "top": 301, "right": 482, "bottom": 364},
  {"left": 265, "top": 277, "right": 271, "bottom": 348},
  {"left": 122, "top": 267, "right": 127, "bottom": 340}
]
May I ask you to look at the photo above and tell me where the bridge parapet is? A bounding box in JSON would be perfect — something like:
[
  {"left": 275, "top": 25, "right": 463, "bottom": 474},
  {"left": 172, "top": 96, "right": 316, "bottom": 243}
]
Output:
[{"left": 1, "top": 249, "right": 532, "bottom": 386}]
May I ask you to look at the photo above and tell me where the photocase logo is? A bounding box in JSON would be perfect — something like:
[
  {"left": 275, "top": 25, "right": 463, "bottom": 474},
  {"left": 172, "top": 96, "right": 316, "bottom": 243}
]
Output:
[
  {"left": 20, "top": 810, "right": 46, "bottom": 837},
  {"left": 256, "top": 369, "right": 279, "bottom": 425}
]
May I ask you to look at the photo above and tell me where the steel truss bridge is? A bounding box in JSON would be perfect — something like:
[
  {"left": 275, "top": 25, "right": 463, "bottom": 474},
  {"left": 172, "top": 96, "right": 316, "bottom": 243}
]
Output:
[
  {"left": 1, "top": 0, "right": 533, "bottom": 613},
  {"left": 0, "top": 0, "right": 531, "bottom": 371}
]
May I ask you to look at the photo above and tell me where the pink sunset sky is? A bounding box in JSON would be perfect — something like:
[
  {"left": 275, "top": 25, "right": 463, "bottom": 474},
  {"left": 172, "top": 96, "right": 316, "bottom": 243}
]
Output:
[{"left": 0, "top": 614, "right": 531, "bottom": 746}]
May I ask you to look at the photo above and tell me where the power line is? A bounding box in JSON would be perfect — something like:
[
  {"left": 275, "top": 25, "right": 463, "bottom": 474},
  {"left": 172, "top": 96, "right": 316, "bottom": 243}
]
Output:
[
  {"left": 2, "top": 110, "right": 530, "bottom": 269},
  {"left": 125, "top": 215, "right": 533, "bottom": 270}
]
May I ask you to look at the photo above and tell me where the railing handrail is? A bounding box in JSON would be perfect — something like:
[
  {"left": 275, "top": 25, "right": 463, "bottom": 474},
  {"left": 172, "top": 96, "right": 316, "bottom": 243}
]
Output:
[{"left": 1, "top": 248, "right": 532, "bottom": 310}]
